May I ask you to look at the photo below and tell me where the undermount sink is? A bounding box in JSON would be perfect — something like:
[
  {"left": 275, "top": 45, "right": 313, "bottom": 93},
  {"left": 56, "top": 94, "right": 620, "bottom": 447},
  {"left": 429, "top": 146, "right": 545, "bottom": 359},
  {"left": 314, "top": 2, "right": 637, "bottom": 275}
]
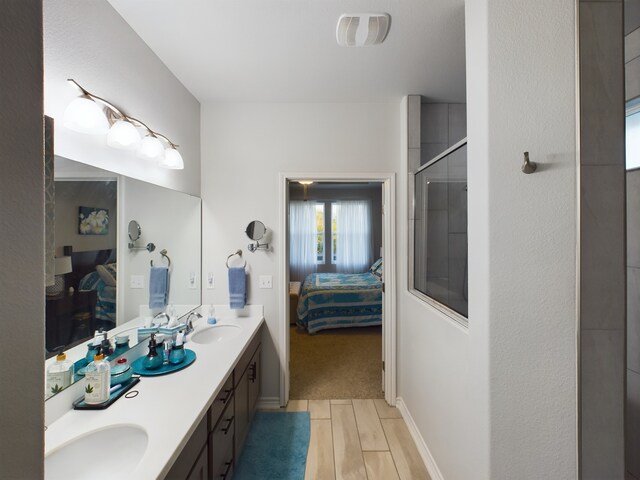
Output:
[
  {"left": 190, "top": 325, "right": 241, "bottom": 344},
  {"left": 46, "top": 425, "right": 148, "bottom": 479}
]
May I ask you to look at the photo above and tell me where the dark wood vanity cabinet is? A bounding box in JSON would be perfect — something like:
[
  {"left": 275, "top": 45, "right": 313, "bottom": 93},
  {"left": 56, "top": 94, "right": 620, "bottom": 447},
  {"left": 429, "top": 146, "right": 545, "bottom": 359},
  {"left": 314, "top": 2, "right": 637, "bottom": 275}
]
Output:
[
  {"left": 164, "top": 328, "right": 262, "bottom": 480},
  {"left": 234, "top": 334, "right": 262, "bottom": 462},
  {"left": 165, "top": 414, "right": 208, "bottom": 480},
  {"left": 209, "top": 375, "right": 235, "bottom": 480}
]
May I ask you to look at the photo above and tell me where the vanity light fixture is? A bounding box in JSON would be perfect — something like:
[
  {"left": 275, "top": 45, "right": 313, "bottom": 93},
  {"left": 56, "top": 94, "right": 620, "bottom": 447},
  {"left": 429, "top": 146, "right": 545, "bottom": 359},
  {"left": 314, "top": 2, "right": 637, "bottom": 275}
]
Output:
[
  {"left": 63, "top": 79, "right": 184, "bottom": 169},
  {"left": 63, "top": 94, "right": 110, "bottom": 134},
  {"left": 137, "top": 134, "right": 165, "bottom": 161},
  {"left": 107, "top": 119, "right": 141, "bottom": 149}
]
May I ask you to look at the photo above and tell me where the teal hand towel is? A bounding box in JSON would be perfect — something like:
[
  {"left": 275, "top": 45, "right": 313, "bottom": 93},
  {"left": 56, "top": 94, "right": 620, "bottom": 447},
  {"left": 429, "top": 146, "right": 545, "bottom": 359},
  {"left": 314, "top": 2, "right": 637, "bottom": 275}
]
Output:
[{"left": 149, "top": 266, "right": 169, "bottom": 309}]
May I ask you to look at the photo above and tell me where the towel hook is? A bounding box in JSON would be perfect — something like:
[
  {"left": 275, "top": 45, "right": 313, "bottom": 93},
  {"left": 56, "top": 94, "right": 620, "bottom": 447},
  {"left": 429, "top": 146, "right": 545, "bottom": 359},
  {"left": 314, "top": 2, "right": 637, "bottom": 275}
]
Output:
[
  {"left": 226, "top": 249, "right": 246, "bottom": 269},
  {"left": 150, "top": 249, "right": 171, "bottom": 268},
  {"left": 521, "top": 151, "right": 537, "bottom": 174}
]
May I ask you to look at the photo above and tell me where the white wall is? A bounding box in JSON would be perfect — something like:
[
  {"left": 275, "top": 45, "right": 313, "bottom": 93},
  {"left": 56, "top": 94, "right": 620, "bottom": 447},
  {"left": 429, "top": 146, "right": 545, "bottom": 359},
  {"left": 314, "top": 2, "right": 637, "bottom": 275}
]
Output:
[
  {"left": 399, "top": 96, "right": 483, "bottom": 479},
  {"left": 397, "top": 2, "right": 579, "bottom": 479},
  {"left": 201, "top": 103, "right": 400, "bottom": 399},
  {"left": 0, "top": 2, "right": 44, "bottom": 477},
  {"left": 44, "top": 0, "right": 201, "bottom": 196},
  {"left": 120, "top": 177, "right": 201, "bottom": 323},
  {"left": 469, "top": 0, "right": 577, "bottom": 478}
]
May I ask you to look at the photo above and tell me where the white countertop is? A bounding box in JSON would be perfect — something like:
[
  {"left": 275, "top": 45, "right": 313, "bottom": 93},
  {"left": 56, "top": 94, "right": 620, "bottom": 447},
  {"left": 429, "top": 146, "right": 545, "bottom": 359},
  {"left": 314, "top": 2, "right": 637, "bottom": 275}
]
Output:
[{"left": 44, "top": 305, "right": 264, "bottom": 480}]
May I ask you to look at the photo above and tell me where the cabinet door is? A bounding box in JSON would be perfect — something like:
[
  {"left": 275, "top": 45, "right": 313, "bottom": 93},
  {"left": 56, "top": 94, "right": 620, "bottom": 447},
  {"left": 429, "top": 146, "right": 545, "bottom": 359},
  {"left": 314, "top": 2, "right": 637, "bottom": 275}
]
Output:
[
  {"left": 248, "top": 347, "right": 261, "bottom": 417},
  {"left": 234, "top": 368, "right": 249, "bottom": 461},
  {"left": 186, "top": 446, "right": 208, "bottom": 480},
  {"left": 210, "top": 398, "right": 234, "bottom": 477},
  {"left": 165, "top": 415, "right": 208, "bottom": 479}
]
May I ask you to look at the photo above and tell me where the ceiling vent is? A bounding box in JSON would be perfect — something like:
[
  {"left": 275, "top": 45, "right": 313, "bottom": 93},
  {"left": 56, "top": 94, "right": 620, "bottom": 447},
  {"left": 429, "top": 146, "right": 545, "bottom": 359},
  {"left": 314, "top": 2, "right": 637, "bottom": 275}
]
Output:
[{"left": 336, "top": 13, "right": 391, "bottom": 47}]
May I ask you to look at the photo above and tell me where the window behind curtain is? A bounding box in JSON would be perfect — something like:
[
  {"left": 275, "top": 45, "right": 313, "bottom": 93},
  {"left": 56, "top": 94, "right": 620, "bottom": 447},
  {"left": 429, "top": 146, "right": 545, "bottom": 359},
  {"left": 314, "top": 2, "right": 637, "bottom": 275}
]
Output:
[
  {"left": 315, "top": 203, "right": 325, "bottom": 263},
  {"left": 335, "top": 200, "right": 373, "bottom": 273}
]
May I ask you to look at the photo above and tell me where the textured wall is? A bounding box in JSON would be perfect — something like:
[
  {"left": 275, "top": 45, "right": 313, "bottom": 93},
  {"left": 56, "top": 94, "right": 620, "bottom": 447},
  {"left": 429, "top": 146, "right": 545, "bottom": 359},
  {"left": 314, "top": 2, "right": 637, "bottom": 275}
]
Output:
[
  {"left": 467, "top": 0, "right": 577, "bottom": 478},
  {"left": 200, "top": 102, "right": 399, "bottom": 400},
  {"left": 0, "top": 1, "right": 44, "bottom": 477}
]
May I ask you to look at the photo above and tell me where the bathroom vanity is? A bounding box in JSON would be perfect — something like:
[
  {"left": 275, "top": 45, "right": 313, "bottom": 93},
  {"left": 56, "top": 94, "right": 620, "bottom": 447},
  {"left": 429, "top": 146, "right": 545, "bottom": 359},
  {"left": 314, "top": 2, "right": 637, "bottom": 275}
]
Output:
[
  {"left": 45, "top": 306, "right": 264, "bottom": 480},
  {"left": 166, "top": 322, "right": 262, "bottom": 479}
]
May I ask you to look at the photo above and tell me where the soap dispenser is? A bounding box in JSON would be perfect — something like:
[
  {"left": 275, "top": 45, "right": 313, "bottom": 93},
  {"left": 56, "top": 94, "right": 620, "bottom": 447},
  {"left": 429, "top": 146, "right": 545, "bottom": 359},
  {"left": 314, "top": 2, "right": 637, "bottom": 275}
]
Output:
[
  {"left": 46, "top": 350, "right": 74, "bottom": 398},
  {"left": 142, "top": 333, "right": 164, "bottom": 370},
  {"left": 84, "top": 347, "right": 111, "bottom": 405},
  {"left": 85, "top": 330, "right": 103, "bottom": 363}
]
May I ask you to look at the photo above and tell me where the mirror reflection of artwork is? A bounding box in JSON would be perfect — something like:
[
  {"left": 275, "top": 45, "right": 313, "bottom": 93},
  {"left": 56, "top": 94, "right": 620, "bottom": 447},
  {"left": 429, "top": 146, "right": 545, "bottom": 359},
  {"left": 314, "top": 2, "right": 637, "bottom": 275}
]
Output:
[{"left": 78, "top": 206, "right": 109, "bottom": 235}]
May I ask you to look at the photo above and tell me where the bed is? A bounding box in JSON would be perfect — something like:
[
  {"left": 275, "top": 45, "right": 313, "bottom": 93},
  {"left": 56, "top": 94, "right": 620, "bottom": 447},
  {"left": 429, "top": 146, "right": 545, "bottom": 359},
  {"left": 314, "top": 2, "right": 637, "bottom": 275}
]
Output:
[
  {"left": 296, "top": 259, "right": 383, "bottom": 334},
  {"left": 70, "top": 250, "right": 117, "bottom": 326},
  {"left": 78, "top": 263, "right": 117, "bottom": 326}
]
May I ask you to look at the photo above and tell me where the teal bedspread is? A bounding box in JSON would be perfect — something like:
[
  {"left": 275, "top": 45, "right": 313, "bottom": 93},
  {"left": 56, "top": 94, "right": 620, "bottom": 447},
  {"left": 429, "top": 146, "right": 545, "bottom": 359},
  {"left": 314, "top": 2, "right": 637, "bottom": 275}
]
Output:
[{"left": 296, "top": 272, "right": 382, "bottom": 334}]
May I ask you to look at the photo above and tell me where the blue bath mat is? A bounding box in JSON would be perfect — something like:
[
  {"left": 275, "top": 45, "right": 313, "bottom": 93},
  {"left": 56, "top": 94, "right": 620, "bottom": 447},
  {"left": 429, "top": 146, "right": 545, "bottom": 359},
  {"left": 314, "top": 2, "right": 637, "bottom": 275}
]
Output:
[{"left": 234, "top": 411, "right": 311, "bottom": 480}]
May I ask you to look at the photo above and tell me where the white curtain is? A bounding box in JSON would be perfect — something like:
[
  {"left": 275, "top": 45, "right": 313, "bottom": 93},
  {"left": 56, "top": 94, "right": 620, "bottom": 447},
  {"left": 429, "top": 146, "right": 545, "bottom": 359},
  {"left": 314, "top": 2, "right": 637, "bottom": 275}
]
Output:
[
  {"left": 289, "top": 201, "right": 317, "bottom": 282},
  {"left": 336, "top": 200, "right": 373, "bottom": 273}
]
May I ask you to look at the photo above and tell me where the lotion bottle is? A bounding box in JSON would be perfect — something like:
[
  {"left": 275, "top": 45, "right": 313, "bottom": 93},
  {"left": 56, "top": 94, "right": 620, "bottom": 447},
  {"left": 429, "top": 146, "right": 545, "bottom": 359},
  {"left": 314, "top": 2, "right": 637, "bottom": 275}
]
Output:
[
  {"left": 46, "top": 351, "right": 74, "bottom": 398},
  {"left": 84, "top": 349, "right": 111, "bottom": 404}
]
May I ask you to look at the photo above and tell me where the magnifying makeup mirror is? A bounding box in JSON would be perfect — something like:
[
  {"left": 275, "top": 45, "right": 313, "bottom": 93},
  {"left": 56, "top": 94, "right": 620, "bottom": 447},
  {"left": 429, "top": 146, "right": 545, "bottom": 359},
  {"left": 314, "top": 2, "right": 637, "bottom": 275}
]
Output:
[{"left": 245, "top": 221, "right": 269, "bottom": 252}]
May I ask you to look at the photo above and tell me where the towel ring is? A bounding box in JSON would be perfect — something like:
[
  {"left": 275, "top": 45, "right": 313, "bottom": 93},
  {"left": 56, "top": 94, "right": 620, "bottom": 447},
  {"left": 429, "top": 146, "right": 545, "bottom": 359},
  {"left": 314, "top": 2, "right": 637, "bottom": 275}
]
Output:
[
  {"left": 226, "top": 249, "right": 246, "bottom": 269},
  {"left": 150, "top": 249, "right": 171, "bottom": 268}
]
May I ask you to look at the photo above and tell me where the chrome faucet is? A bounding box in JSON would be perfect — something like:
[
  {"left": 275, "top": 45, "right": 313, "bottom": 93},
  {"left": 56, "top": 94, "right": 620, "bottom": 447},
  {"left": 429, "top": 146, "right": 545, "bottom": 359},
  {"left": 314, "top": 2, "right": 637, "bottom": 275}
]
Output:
[
  {"left": 185, "top": 312, "right": 202, "bottom": 335},
  {"left": 153, "top": 311, "right": 170, "bottom": 326}
]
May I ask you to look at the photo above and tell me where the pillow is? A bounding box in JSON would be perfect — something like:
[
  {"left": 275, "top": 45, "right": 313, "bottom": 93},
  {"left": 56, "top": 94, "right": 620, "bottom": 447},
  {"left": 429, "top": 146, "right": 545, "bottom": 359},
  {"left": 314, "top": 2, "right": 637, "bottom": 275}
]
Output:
[
  {"left": 96, "top": 263, "right": 117, "bottom": 287},
  {"left": 370, "top": 258, "right": 383, "bottom": 279},
  {"left": 370, "top": 258, "right": 383, "bottom": 273}
]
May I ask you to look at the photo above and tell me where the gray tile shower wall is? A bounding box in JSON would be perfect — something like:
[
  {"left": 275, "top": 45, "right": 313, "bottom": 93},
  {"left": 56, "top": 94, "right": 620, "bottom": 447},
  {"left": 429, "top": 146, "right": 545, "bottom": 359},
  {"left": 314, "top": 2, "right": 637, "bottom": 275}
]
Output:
[
  {"left": 579, "top": 1, "right": 626, "bottom": 477},
  {"left": 627, "top": 169, "right": 640, "bottom": 479}
]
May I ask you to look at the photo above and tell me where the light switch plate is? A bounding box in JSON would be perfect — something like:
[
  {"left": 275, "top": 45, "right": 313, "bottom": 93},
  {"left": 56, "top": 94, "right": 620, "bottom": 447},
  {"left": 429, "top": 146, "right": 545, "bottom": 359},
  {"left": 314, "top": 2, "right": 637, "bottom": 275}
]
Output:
[
  {"left": 189, "top": 271, "right": 197, "bottom": 289},
  {"left": 130, "top": 275, "right": 144, "bottom": 289},
  {"left": 207, "top": 272, "right": 215, "bottom": 289},
  {"left": 259, "top": 275, "right": 273, "bottom": 289}
]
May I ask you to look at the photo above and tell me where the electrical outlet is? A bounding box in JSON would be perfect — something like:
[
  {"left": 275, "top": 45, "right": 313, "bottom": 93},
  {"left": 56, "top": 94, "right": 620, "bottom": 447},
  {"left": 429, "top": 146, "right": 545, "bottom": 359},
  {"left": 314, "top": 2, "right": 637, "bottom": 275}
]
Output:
[
  {"left": 259, "top": 275, "right": 273, "bottom": 289},
  {"left": 189, "top": 271, "right": 197, "bottom": 289},
  {"left": 207, "top": 272, "right": 215, "bottom": 289},
  {"left": 130, "top": 275, "right": 144, "bottom": 289}
]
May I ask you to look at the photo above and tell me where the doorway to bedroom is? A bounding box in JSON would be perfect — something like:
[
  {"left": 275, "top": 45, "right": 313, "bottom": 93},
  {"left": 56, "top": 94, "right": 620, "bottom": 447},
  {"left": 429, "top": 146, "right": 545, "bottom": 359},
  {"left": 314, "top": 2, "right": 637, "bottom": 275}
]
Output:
[{"left": 279, "top": 173, "right": 396, "bottom": 406}]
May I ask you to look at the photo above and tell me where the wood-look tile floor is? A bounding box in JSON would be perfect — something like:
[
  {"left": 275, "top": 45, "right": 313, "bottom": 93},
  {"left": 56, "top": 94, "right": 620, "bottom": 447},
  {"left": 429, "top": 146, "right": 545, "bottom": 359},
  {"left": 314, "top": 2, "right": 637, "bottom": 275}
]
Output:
[{"left": 272, "top": 399, "right": 431, "bottom": 480}]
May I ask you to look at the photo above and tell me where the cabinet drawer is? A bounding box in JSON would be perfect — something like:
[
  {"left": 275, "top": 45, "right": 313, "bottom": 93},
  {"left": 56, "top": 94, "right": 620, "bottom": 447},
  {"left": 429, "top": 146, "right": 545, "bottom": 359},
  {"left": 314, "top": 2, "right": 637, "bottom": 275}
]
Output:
[
  {"left": 165, "top": 414, "right": 208, "bottom": 479},
  {"left": 209, "top": 401, "right": 235, "bottom": 478},
  {"left": 209, "top": 374, "right": 234, "bottom": 432},
  {"left": 213, "top": 453, "right": 234, "bottom": 480},
  {"left": 234, "top": 330, "right": 261, "bottom": 387}
]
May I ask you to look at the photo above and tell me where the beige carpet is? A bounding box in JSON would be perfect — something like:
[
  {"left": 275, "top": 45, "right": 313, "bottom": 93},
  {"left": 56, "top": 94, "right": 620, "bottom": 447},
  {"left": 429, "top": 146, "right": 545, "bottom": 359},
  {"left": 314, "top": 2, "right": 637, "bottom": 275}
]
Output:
[{"left": 290, "top": 325, "right": 384, "bottom": 400}]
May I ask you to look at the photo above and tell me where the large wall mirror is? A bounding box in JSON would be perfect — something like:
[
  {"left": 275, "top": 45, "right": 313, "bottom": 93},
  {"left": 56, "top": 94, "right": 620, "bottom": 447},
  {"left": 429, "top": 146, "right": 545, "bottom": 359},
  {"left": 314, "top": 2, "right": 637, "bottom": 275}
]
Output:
[{"left": 44, "top": 121, "right": 201, "bottom": 399}]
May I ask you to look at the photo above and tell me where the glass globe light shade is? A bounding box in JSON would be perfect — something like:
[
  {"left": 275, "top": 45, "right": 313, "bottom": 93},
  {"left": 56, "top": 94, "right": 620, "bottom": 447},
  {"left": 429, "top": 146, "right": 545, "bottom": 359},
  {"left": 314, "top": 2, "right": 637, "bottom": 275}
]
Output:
[
  {"left": 63, "top": 96, "right": 109, "bottom": 134},
  {"left": 107, "top": 120, "right": 141, "bottom": 149},
  {"left": 160, "top": 147, "right": 184, "bottom": 170},
  {"left": 137, "top": 135, "right": 165, "bottom": 161}
]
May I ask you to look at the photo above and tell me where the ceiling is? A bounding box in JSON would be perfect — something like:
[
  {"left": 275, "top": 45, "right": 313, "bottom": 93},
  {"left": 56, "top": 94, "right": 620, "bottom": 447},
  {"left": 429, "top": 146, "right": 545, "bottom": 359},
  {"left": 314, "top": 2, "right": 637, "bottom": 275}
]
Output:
[{"left": 108, "top": 0, "right": 466, "bottom": 104}]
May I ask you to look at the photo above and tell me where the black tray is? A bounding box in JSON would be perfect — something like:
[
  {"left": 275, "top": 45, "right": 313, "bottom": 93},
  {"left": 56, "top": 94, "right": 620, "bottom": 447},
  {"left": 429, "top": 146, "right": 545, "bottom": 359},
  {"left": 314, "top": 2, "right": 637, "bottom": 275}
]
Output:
[{"left": 73, "top": 377, "right": 140, "bottom": 410}]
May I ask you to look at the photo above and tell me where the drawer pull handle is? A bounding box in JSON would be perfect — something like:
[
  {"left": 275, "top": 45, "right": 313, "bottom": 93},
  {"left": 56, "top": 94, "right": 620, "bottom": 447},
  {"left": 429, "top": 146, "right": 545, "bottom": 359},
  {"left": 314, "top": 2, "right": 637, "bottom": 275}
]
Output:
[
  {"left": 220, "top": 460, "right": 232, "bottom": 479},
  {"left": 219, "top": 388, "right": 232, "bottom": 404},
  {"left": 221, "top": 416, "right": 234, "bottom": 434},
  {"left": 249, "top": 363, "right": 257, "bottom": 383}
]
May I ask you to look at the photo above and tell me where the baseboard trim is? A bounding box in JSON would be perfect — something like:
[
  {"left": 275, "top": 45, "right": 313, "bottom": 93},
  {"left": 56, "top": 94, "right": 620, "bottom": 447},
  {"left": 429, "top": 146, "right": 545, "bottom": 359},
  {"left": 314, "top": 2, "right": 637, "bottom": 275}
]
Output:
[
  {"left": 396, "top": 397, "right": 444, "bottom": 480},
  {"left": 257, "top": 396, "right": 281, "bottom": 410}
]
